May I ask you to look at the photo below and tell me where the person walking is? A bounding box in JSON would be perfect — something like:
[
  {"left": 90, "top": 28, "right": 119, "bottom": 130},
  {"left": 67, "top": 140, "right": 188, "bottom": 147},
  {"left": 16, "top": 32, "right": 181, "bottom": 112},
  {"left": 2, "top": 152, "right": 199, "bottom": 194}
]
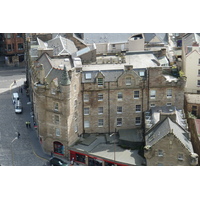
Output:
[
  {"left": 17, "top": 132, "right": 20, "bottom": 139},
  {"left": 28, "top": 121, "right": 31, "bottom": 128},
  {"left": 25, "top": 121, "right": 28, "bottom": 128}
]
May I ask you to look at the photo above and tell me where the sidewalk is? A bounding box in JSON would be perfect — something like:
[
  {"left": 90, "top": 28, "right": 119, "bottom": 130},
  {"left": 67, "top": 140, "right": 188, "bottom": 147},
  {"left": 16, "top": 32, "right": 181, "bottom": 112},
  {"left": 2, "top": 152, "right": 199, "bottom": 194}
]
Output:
[{"left": 20, "top": 85, "right": 72, "bottom": 165}]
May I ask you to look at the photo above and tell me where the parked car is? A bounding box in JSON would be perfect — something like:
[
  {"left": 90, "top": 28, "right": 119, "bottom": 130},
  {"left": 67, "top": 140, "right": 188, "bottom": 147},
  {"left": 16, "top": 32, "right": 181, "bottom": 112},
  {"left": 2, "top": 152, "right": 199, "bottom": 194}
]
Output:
[
  {"left": 49, "top": 157, "right": 68, "bottom": 166},
  {"left": 12, "top": 92, "right": 19, "bottom": 104},
  {"left": 14, "top": 100, "right": 23, "bottom": 114}
]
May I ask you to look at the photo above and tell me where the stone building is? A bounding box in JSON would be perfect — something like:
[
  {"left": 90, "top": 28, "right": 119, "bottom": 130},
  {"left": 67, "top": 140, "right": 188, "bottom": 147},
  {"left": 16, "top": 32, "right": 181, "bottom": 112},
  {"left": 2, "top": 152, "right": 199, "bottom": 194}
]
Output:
[
  {"left": 31, "top": 53, "right": 83, "bottom": 157},
  {"left": 144, "top": 114, "right": 198, "bottom": 166}
]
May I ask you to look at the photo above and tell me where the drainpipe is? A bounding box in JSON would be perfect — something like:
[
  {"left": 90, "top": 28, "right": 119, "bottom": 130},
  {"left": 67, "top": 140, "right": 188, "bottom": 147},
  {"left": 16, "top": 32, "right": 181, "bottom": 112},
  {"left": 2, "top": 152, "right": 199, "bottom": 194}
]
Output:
[{"left": 108, "top": 82, "right": 111, "bottom": 134}]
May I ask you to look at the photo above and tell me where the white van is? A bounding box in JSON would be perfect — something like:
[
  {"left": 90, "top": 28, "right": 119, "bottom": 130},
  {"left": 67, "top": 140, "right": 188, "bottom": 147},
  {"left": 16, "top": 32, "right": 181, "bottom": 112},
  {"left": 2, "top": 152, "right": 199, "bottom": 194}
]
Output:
[
  {"left": 12, "top": 93, "right": 19, "bottom": 104},
  {"left": 15, "top": 100, "right": 23, "bottom": 114}
]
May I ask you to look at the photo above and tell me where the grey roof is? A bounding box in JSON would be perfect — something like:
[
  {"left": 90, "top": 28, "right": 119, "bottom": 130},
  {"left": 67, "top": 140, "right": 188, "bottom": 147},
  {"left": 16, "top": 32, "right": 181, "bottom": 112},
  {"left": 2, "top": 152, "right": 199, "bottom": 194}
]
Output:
[
  {"left": 82, "top": 33, "right": 135, "bottom": 44},
  {"left": 36, "top": 53, "right": 71, "bottom": 84},
  {"left": 47, "top": 36, "right": 77, "bottom": 56},
  {"left": 70, "top": 135, "right": 145, "bottom": 165},
  {"left": 119, "top": 129, "right": 143, "bottom": 142},
  {"left": 145, "top": 117, "right": 193, "bottom": 152},
  {"left": 182, "top": 33, "right": 200, "bottom": 53},
  {"left": 144, "top": 33, "right": 168, "bottom": 44},
  {"left": 82, "top": 69, "right": 124, "bottom": 83}
]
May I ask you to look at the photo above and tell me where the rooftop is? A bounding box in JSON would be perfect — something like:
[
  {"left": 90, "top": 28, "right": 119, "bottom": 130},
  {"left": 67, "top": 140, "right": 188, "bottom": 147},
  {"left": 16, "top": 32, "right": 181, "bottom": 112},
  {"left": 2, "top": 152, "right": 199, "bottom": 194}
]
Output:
[{"left": 69, "top": 134, "right": 145, "bottom": 166}]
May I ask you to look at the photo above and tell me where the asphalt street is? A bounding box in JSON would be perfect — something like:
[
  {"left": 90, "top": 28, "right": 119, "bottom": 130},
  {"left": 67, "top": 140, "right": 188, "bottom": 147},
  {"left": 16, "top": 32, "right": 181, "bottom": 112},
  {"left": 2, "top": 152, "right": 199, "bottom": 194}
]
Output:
[{"left": 0, "top": 67, "right": 51, "bottom": 166}]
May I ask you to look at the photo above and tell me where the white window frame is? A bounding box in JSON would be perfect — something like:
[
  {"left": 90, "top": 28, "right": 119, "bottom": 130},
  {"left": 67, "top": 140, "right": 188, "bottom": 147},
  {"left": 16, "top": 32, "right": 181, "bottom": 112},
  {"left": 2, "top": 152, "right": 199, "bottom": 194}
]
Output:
[
  {"left": 98, "top": 107, "right": 103, "bottom": 115},
  {"left": 117, "top": 92, "right": 123, "bottom": 101},
  {"left": 125, "top": 77, "right": 131, "bottom": 86},
  {"left": 85, "top": 73, "right": 92, "bottom": 80},
  {"left": 117, "top": 118, "right": 122, "bottom": 126},
  {"left": 117, "top": 106, "right": 122, "bottom": 114},
  {"left": 135, "top": 105, "right": 141, "bottom": 112},
  {"left": 98, "top": 93, "right": 103, "bottom": 101},
  {"left": 197, "top": 80, "right": 200, "bottom": 86},
  {"left": 98, "top": 119, "right": 104, "bottom": 127},
  {"left": 84, "top": 107, "right": 90, "bottom": 115},
  {"left": 84, "top": 121, "right": 90, "bottom": 128},
  {"left": 158, "top": 150, "right": 164, "bottom": 157},
  {"left": 166, "top": 89, "right": 172, "bottom": 98},
  {"left": 135, "top": 117, "right": 141, "bottom": 125},
  {"left": 84, "top": 94, "right": 89, "bottom": 102},
  {"left": 150, "top": 90, "right": 156, "bottom": 99},
  {"left": 134, "top": 91, "right": 139, "bottom": 99},
  {"left": 97, "top": 78, "right": 103, "bottom": 86},
  {"left": 166, "top": 102, "right": 172, "bottom": 106}
]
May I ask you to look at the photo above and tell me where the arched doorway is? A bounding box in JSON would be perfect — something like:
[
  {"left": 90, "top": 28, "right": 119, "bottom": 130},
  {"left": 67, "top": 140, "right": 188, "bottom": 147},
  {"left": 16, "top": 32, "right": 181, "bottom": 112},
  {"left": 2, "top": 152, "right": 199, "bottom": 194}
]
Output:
[{"left": 53, "top": 141, "right": 64, "bottom": 155}]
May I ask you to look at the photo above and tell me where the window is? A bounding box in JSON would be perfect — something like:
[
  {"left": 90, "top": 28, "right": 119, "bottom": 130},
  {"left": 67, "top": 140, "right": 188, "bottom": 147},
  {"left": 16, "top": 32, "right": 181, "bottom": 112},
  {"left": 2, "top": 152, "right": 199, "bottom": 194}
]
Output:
[
  {"left": 134, "top": 91, "right": 139, "bottom": 99},
  {"left": 125, "top": 77, "right": 131, "bottom": 86},
  {"left": 139, "top": 71, "right": 145, "bottom": 77},
  {"left": 84, "top": 107, "right": 90, "bottom": 115},
  {"left": 55, "top": 128, "right": 60, "bottom": 136},
  {"left": 117, "top": 92, "right": 123, "bottom": 100},
  {"left": 117, "top": 106, "right": 122, "bottom": 113},
  {"left": 166, "top": 102, "right": 172, "bottom": 106},
  {"left": 98, "top": 119, "right": 104, "bottom": 127},
  {"left": 166, "top": 89, "right": 172, "bottom": 98},
  {"left": 199, "top": 59, "right": 200, "bottom": 65},
  {"left": 192, "top": 105, "right": 197, "bottom": 116},
  {"left": 117, "top": 118, "right": 122, "bottom": 126},
  {"left": 158, "top": 150, "right": 164, "bottom": 157},
  {"left": 97, "top": 78, "right": 103, "bottom": 86},
  {"left": 84, "top": 94, "right": 89, "bottom": 102},
  {"left": 135, "top": 105, "right": 141, "bottom": 112},
  {"left": 197, "top": 90, "right": 200, "bottom": 94},
  {"left": 54, "top": 102, "right": 59, "bottom": 111},
  {"left": 98, "top": 93, "right": 103, "bottom": 101},
  {"left": 84, "top": 121, "right": 90, "bottom": 128},
  {"left": 7, "top": 44, "right": 12, "bottom": 51},
  {"left": 18, "top": 43, "right": 23, "bottom": 50},
  {"left": 150, "top": 103, "right": 156, "bottom": 107},
  {"left": 112, "top": 44, "right": 116, "bottom": 49},
  {"left": 85, "top": 73, "right": 92, "bottom": 79},
  {"left": 74, "top": 125, "right": 78, "bottom": 132},
  {"left": 198, "top": 70, "right": 200, "bottom": 76},
  {"left": 55, "top": 115, "right": 60, "bottom": 124},
  {"left": 178, "top": 153, "right": 184, "bottom": 161},
  {"left": 74, "top": 100, "right": 77, "bottom": 108},
  {"left": 135, "top": 117, "right": 141, "bottom": 125},
  {"left": 6, "top": 33, "right": 11, "bottom": 38},
  {"left": 98, "top": 107, "right": 103, "bottom": 115},
  {"left": 150, "top": 90, "right": 156, "bottom": 99},
  {"left": 17, "top": 33, "right": 23, "bottom": 38},
  {"left": 197, "top": 80, "right": 200, "bottom": 86}
]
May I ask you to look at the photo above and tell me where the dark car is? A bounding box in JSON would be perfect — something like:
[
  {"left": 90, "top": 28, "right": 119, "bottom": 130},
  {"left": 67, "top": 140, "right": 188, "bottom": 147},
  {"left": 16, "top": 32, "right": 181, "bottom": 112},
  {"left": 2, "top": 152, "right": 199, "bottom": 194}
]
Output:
[{"left": 49, "top": 157, "right": 68, "bottom": 166}]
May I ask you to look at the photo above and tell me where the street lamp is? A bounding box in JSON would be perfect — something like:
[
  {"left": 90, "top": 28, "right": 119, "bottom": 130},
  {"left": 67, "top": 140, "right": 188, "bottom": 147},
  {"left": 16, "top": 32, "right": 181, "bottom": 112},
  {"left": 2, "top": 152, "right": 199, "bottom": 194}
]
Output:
[{"left": 110, "top": 132, "right": 116, "bottom": 164}]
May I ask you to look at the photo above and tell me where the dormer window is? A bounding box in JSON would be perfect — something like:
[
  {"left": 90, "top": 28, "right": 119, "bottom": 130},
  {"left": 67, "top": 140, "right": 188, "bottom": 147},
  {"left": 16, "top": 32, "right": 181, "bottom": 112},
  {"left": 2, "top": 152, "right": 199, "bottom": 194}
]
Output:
[
  {"left": 85, "top": 73, "right": 92, "bottom": 80},
  {"left": 97, "top": 78, "right": 103, "bottom": 86}
]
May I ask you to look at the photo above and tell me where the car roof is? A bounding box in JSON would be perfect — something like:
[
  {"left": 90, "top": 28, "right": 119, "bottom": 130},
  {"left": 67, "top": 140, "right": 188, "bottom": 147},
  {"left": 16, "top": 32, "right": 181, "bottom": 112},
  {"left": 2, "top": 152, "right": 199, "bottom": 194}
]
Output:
[{"left": 13, "top": 93, "right": 19, "bottom": 97}]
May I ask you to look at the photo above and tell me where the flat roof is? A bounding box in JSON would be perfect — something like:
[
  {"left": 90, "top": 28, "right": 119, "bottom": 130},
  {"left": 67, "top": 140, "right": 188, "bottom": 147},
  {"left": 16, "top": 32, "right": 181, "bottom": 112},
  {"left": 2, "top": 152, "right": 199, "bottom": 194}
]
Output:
[{"left": 69, "top": 135, "right": 145, "bottom": 166}]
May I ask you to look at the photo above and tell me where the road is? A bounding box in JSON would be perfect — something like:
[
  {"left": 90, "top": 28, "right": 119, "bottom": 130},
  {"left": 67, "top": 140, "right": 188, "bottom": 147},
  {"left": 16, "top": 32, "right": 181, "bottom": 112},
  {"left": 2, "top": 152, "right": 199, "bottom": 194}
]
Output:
[{"left": 0, "top": 67, "right": 48, "bottom": 166}]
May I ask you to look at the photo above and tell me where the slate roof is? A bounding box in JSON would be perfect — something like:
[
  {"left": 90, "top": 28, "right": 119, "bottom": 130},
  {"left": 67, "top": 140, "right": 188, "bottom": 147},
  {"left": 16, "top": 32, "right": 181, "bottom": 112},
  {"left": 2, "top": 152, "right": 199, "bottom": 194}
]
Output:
[
  {"left": 82, "top": 33, "right": 135, "bottom": 44},
  {"left": 82, "top": 69, "right": 124, "bottom": 83},
  {"left": 145, "top": 117, "right": 193, "bottom": 152},
  {"left": 47, "top": 36, "right": 78, "bottom": 56},
  {"left": 144, "top": 33, "right": 169, "bottom": 44},
  {"left": 36, "top": 53, "right": 71, "bottom": 84}
]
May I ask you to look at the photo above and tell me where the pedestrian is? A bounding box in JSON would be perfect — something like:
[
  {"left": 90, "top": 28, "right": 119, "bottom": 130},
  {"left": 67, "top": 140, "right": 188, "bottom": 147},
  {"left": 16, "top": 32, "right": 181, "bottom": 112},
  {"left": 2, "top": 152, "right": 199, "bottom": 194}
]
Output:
[
  {"left": 25, "top": 121, "right": 28, "bottom": 128},
  {"left": 14, "top": 80, "right": 16, "bottom": 84},
  {"left": 21, "top": 87, "right": 23, "bottom": 94},
  {"left": 28, "top": 121, "right": 31, "bottom": 128},
  {"left": 17, "top": 132, "right": 20, "bottom": 139}
]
